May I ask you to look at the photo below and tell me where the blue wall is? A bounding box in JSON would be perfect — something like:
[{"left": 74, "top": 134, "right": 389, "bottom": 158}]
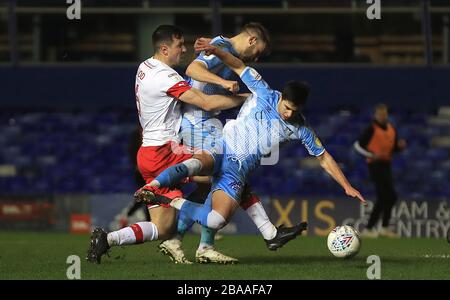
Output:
[{"left": 1, "top": 65, "right": 449, "bottom": 110}]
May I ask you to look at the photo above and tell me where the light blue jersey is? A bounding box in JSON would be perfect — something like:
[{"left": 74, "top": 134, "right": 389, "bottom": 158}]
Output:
[
  {"left": 181, "top": 36, "right": 239, "bottom": 149},
  {"left": 210, "top": 67, "right": 325, "bottom": 201}
]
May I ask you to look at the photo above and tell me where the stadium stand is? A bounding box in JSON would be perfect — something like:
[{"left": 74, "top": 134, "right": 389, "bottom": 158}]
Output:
[{"left": 1, "top": 107, "right": 448, "bottom": 199}]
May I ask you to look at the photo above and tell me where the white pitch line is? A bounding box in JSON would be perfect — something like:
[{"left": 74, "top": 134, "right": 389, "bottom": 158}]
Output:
[{"left": 422, "top": 254, "right": 450, "bottom": 258}]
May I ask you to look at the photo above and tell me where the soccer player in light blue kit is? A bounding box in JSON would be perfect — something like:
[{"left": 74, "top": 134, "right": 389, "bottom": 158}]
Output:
[
  {"left": 142, "top": 38, "right": 366, "bottom": 246},
  {"left": 159, "top": 23, "right": 306, "bottom": 264}
]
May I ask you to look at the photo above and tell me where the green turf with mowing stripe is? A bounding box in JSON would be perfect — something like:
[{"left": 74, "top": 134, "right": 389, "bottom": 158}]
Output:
[{"left": 0, "top": 231, "right": 449, "bottom": 279}]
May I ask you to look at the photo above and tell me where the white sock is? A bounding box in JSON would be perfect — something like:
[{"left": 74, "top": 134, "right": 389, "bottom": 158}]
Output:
[
  {"left": 182, "top": 158, "right": 202, "bottom": 176},
  {"left": 206, "top": 210, "right": 226, "bottom": 230},
  {"left": 170, "top": 198, "right": 186, "bottom": 210},
  {"left": 245, "top": 202, "right": 277, "bottom": 240},
  {"left": 107, "top": 222, "right": 158, "bottom": 246}
]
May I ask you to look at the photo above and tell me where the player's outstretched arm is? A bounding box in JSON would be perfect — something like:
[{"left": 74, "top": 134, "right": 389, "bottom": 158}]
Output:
[
  {"left": 178, "top": 87, "right": 246, "bottom": 112},
  {"left": 194, "top": 38, "right": 246, "bottom": 76},
  {"left": 186, "top": 61, "right": 239, "bottom": 93},
  {"left": 316, "top": 150, "right": 367, "bottom": 205}
]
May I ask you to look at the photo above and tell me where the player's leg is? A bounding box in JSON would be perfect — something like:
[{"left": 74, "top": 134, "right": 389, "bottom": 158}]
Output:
[
  {"left": 126, "top": 169, "right": 150, "bottom": 221},
  {"left": 87, "top": 202, "right": 177, "bottom": 263},
  {"left": 172, "top": 189, "right": 238, "bottom": 231},
  {"left": 196, "top": 189, "right": 238, "bottom": 264},
  {"left": 151, "top": 152, "right": 226, "bottom": 263},
  {"left": 146, "top": 141, "right": 224, "bottom": 263},
  {"left": 171, "top": 159, "right": 241, "bottom": 229},
  {"left": 160, "top": 181, "right": 237, "bottom": 265},
  {"left": 161, "top": 187, "right": 238, "bottom": 264},
  {"left": 87, "top": 144, "right": 193, "bottom": 264},
  {"left": 174, "top": 121, "right": 235, "bottom": 261},
  {"left": 87, "top": 197, "right": 191, "bottom": 265},
  {"left": 240, "top": 186, "right": 277, "bottom": 241},
  {"left": 379, "top": 165, "right": 398, "bottom": 238},
  {"left": 174, "top": 182, "right": 220, "bottom": 243},
  {"left": 152, "top": 205, "right": 194, "bottom": 264},
  {"left": 86, "top": 220, "right": 160, "bottom": 264},
  {"left": 240, "top": 186, "right": 308, "bottom": 250},
  {"left": 147, "top": 150, "right": 215, "bottom": 189},
  {"left": 362, "top": 164, "right": 383, "bottom": 238},
  {"left": 148, "top": 206, "right": 177, "bottom": 240}
]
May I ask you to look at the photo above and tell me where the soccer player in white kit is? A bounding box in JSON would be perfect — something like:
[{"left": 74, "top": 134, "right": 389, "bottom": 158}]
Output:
[{"left": 86, "top": 25, "right": 247, "bottom": 264}]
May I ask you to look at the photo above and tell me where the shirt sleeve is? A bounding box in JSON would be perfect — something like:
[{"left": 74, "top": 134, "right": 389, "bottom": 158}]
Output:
[
  {"left": 299, "top": 126, "right": 326, "bottom": 157},
  {"left": 194, "top": 38, "right": 235, "bottom": 70},
  {"left": 358, "top": 125, "right": 375, "bottom": 149},
  {"left": 239, "top": 66, "right": 273, "bottom": 97},
  {"left": 166, "top": 81, "right": 191, "bottom": 98},
  {"left": 157, "top": 69, "right": 192, "bottom": 99}
]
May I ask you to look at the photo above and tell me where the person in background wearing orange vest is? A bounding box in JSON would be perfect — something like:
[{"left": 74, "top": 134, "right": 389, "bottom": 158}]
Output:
[{"left": 354, "top": 104, "right": 407, "bottom": 238}]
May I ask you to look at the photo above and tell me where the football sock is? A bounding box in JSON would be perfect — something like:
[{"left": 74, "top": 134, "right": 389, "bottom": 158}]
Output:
[
  {"left": 107, "top": 222, "right": 158, "bottom": 246},
  {"left": 176, "top": 195, "right": 226, "bottom": 230},
  {"left": 245, "top": 201, "right": 277, "bottom": 240},
  {"left": 199, "top": 226, "right": 217, "bottom": 249},
  {"left": 176, "top": 212, "right": 195, "bottom": 236},
  {"left": 174, "top": 212, "right": 217, "bottom": 249},
  {"left": 153, "top": 158, "right": 202, "bottom": 188},
  {"left": 206, "top": 210, "right": 226, "bottom": 230}
]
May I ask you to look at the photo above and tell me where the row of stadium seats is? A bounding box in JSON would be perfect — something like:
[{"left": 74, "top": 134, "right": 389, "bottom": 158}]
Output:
[{"left": 0, "top": 108, "right": 449, "bottom": 199}]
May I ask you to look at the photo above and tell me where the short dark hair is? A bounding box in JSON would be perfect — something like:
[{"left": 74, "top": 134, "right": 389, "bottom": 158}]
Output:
[
  {"left": 282, "top": 81, "right": 310, "bottom": 108},
  {"left": 242, "top": 22, "right": 271, "bottom": 55},
  {"left": 152, "top": 25, "right": 183, "bottom": 52}
]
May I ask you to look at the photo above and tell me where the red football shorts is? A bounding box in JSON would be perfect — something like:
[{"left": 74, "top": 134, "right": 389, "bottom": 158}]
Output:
[{"left": 137, "top": 141, "right": 193, "bottom": 200}]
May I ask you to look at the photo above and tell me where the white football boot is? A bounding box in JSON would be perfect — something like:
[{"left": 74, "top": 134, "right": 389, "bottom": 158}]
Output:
[
  {"left": 195, "top": 246, "right": 238, "bottom": 264},
  {"left": 158, "top": 239, "right": 193, "bottom": 264}
]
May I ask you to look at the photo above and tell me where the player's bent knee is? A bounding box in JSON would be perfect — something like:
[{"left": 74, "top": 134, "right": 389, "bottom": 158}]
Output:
[
  {"left": 149, "top": 207, "right": 177, "bottom": 239},
  {"left": 206, "top": 209, "right": 227, "bottom": 230},
  {"left": 193, "top": 151, "right": 214, "bottom": 175},
  {"left": 152, "top": 222, "right": 175, "bottom": 240}
]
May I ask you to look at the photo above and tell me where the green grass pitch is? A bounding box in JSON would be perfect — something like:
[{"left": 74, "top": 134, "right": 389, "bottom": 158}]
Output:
[{"left": 0, "top": 231, "right": 449, "bottom": 280}]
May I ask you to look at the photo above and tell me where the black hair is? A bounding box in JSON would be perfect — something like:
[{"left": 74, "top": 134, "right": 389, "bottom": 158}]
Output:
[
  {"left": 282, "top": 80, "right": 310, "bottom": 108},
  {"left": 152, "top": 25, "right": 183, "bottom": 52},
  {"left": 242, "top": 22, "right": 271, "bottom": 56}
]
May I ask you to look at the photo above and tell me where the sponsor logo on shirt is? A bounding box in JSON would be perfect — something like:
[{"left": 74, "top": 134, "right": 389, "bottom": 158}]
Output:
[
  {"left": 227, "top": 155, "right": 243, "bottom": 171},
  {"left": 228, "top": 180, "right": 242, "bottom": 192}
]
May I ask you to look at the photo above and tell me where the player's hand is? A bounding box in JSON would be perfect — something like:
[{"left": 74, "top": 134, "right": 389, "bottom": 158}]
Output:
[
  {"left": 194, "top": 38, "right": 216, "bottom": 55},
  {"left": 221, "top": 80, "right": 239, "bottom": 93},
  {"left": 345, "top": 186, "right": 367, "bottom": 205},
  {"left": 194, "top": 37, "right": 212, "bottom": 48}
]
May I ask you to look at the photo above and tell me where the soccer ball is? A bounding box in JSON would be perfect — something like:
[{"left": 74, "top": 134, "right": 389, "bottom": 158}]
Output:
[{"left": 327, "top": 225, "right": 361, "bottom": 258}]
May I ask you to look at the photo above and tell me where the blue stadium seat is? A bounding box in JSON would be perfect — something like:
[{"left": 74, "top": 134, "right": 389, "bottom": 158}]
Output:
[{"left": 0, "top": 108, "right": 448, "bottom": 200}]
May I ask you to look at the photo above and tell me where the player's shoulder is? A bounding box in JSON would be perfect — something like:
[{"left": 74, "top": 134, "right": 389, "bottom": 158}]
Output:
[
  {"left": 241, "top": 67, "right": 263, "bottom": 83},
  {"left": 211, "top": 35, "right": 235, "bottom": 51},
  {"left": 211, "top": 35, "right": 229, "bottom": 45},
  {"left": 139, "top": 57, "right": 160, "bottom": 73},
  {"left": 140, "top": 58, "right": 183, "bottom": 80},
  {"left": 140, "top": 57, "right": 170, "bottom": 72}
]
